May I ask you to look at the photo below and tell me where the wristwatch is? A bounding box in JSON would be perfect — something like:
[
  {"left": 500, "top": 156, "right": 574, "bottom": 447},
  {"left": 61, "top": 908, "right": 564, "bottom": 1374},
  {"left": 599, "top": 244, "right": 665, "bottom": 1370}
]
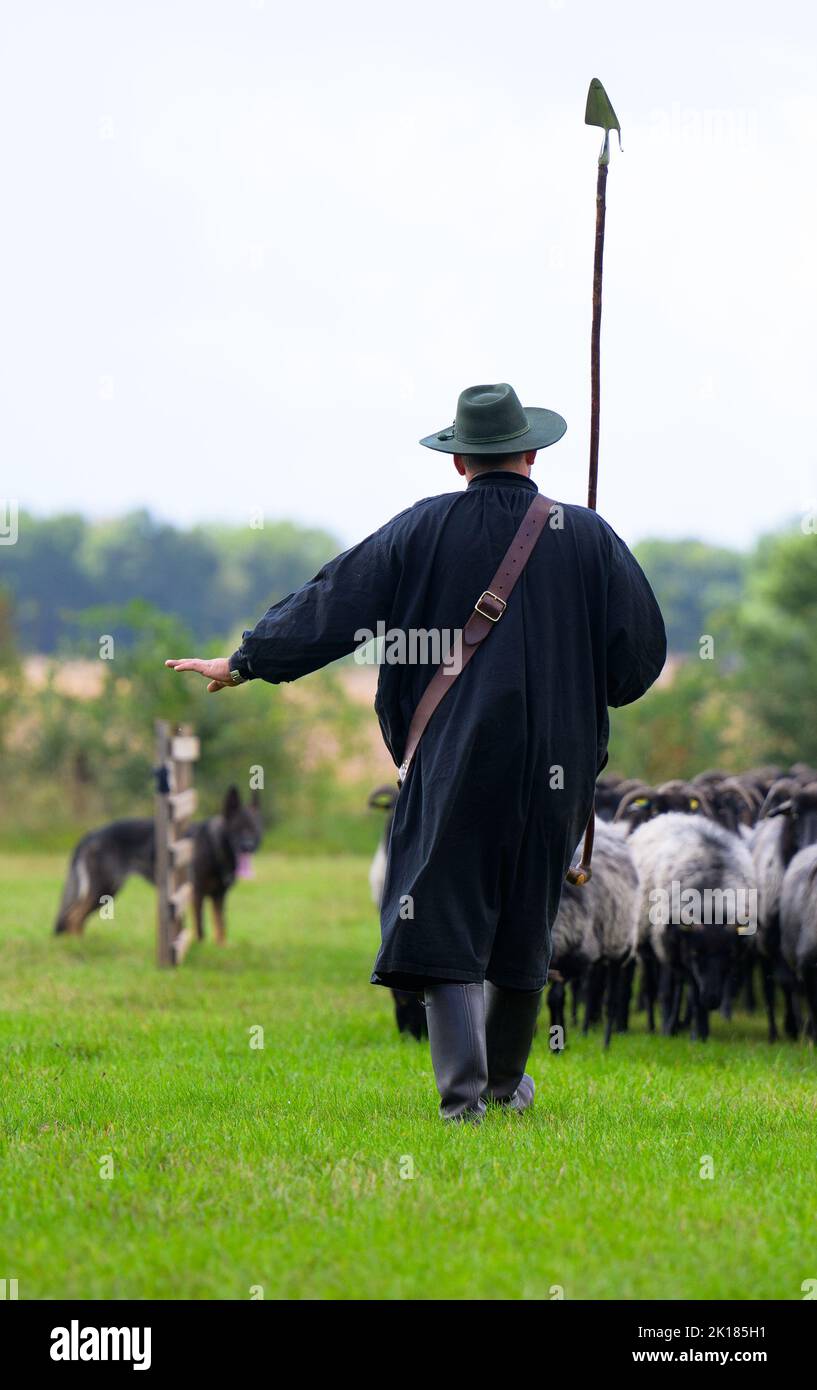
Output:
[{"left": 228, "top": 641, "right": 254, "bottom": 684}]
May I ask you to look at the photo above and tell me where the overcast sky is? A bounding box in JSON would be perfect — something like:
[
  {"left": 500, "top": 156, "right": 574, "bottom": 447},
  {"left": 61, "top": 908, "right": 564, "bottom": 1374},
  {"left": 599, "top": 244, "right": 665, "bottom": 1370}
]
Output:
[{"left": 2, "top": 0, "right": 815, "bottom": 552}]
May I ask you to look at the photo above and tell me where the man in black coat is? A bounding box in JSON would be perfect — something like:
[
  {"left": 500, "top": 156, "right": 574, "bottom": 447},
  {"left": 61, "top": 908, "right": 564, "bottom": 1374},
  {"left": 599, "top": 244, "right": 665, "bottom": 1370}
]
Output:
[{"left": 167, "top": 383, "right": 666, "bottom": 1123}]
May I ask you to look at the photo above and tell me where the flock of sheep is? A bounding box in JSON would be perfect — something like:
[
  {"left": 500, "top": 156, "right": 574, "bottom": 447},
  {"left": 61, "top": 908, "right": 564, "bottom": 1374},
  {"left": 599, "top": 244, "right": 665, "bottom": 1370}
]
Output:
[{"left": 368, "top": 766, "right": 817, "bottom": 1047}]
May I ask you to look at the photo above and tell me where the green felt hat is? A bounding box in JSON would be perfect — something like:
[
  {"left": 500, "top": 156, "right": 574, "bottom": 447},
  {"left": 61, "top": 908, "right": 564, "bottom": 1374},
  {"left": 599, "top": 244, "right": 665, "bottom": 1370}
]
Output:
[{"left": 420, "top": 383, "right": 567, "bottom": 455}]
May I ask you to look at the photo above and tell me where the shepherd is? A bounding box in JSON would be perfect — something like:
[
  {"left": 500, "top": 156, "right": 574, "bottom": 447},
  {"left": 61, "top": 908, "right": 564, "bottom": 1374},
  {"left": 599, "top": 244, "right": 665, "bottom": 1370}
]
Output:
[{"left": 166, "top": 380, "right": 665, "bottom": 1122}]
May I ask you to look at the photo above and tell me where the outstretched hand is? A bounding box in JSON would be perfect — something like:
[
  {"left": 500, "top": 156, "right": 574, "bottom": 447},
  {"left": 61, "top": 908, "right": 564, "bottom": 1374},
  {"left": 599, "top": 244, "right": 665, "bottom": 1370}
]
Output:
[{"left": 164, "top": 657, "right": 236, "bottom": 693}]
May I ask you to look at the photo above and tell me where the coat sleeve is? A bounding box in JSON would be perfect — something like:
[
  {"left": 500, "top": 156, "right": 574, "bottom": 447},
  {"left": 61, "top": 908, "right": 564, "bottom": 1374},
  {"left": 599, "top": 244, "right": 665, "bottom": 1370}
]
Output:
[
  {"left": 230, "top": 516, "right": 404, "bottom": 684},
  {"left": 604, "top": 525, "right": 667, "bottom": 708}
]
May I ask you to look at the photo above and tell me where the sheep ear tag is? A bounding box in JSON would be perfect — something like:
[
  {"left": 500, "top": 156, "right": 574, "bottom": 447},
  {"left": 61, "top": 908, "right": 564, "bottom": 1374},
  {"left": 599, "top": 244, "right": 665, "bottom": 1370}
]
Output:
[{"left": 368, "top": 787, "right": 397, "bottom": 810}]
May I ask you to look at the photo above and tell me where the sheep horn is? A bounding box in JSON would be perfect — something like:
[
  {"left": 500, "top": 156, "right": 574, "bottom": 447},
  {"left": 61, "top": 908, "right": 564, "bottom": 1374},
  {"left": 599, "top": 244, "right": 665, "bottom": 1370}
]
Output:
[
  {"left": 613, "top": 785, "right": 653, "bottom": 821},
  {"left": 658, "top": 780, "right": 711, "bottom": 814},
  {"left": 759, "top": 779, "right": 797, "bottom": 819},
  {"left": 719, "top": 778, "right": 758, "bottom": 815}
]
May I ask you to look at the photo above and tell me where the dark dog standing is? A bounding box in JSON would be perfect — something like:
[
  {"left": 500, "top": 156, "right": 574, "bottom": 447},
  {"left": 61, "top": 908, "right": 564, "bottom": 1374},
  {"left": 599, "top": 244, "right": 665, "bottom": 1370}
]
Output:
[
  {"left": 368, "top": 785, "right": 428, "bottom": 1041},
  {"left": 54, "top": 787, "right": 262, "bottom": 943}
]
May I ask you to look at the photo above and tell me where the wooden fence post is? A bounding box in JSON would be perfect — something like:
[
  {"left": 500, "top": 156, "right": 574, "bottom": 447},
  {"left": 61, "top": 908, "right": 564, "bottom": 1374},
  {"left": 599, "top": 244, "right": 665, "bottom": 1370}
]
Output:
[{"left": 155, "top": 719, "right": 200, "bottom": 967}]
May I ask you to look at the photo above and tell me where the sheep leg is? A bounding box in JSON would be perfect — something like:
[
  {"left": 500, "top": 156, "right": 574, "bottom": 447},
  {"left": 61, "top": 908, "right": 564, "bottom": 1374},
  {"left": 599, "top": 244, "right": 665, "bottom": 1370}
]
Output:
[
  {"left": 744, "top": 959, "right": 758, "bottom": 1014},
  {"left": 604, "top": 959, "right": 621, "bottom": 1049},
  {"left": 781, "top": 975, "right": 800, "bottom": 1041},
  {"left": 658, "top": 962, "right": 672, "bottom": 1033},
  {"left": 720, "top": 959, "right": 739, "bottom": 1020},
  {"left": 581, "top": 976, "right": 592, "bottom": 1034},
  {"left": 570, "top": 977, "right": 580, "bottom": 1026},
  {"left": 687, "top": 977, "right": 709, "bottom": 1042},
  {"left": 660, "top": 967, "right": 682, "bottom": 1036},
  {"left": 678, "top": 986, "right": 693, "bottom": 1032},
  {"left": 642, "top": 951, "right": 658, "bottom": 1033},
  {"left": 760, "top": 956, "right": 779, "bottom": 1042},
  {"left": 803, "top": 965, "right": 817, "bottom": 1044},
  {"left": 583, "top": 961, "right": 605, "bottom": 1033},
  {"left": 688, "top": 979, "right": 699, "bottom": 1040},
  {"left": 548, "top": 978, "right": 566, "bottom": 1050},
  {"left": 616, "top": 956, "right": 636, "bottom": 1032}
]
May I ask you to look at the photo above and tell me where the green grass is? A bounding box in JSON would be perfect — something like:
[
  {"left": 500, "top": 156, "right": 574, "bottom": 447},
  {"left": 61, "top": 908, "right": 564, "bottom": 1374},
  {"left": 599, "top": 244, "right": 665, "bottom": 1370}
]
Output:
[{"left": 1, "top": 851, "right": 816, "bottom": 1301}]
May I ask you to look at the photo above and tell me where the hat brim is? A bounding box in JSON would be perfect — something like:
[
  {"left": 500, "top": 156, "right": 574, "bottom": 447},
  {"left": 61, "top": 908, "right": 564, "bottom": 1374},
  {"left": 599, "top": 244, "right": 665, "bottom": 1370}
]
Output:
[{"left": 420, "top": 406, "right": 567, "bottom": 455}]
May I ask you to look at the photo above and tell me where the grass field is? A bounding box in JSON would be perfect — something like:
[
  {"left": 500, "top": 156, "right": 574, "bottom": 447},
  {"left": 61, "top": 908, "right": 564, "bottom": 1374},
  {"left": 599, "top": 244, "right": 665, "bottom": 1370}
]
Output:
[{"left": 1, "top": 850, "right": 816, "bottom": 1301}]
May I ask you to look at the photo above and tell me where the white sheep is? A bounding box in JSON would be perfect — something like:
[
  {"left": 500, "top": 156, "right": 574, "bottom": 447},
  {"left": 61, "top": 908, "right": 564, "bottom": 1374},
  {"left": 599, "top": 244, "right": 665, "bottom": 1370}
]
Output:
[
  {"left": 748, "top": 780, "right": 817, "bottom": 1040},
  {"left": 780, "top": 844, "right": 817, "bottom": 1037},
  {"left": 627, "top": 812, "right": 757, "bottom": 1040},
  {"left": 549, "top": 820, "right": 639, "bottom": 1046}
]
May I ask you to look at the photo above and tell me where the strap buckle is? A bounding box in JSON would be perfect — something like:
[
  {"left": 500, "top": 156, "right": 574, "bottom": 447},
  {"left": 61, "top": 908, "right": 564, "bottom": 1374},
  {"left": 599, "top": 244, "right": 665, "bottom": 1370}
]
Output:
[{"left": 474, "top": 590, "right": 507, "bottom": 622}]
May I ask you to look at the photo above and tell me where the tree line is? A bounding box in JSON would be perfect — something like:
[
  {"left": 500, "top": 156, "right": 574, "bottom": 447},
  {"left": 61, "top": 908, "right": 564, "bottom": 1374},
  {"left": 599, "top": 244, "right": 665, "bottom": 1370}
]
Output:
[
  {"left": 0, "top": 510, "right": 338, "bottom": 653},
  {"left": 0, "top": 513, "right": 814, "bottom": 850},
  {"left": 1, "top": 508, "right": 751, "bottom": 658}
]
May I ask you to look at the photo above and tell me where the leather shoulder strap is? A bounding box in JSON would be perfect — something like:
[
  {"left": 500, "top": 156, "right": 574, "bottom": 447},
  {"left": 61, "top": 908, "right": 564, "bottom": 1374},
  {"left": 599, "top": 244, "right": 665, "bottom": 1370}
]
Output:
[{"left": 398, "top": 492, "right": 556, "bottom": 783}]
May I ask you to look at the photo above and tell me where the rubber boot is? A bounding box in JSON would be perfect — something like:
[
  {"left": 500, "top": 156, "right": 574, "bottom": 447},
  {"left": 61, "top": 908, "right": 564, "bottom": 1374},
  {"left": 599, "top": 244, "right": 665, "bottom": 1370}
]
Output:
[
  {"left": 424, "top": 982, "right": 488, "bottom": 1122},
  {"left": 484, "top": 982, "right": 542, "bottom": 1112}
]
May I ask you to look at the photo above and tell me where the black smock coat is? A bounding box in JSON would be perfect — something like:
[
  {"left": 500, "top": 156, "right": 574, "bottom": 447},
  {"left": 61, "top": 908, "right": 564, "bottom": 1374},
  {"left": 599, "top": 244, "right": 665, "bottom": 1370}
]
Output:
[{"left": 232, "top": 471, "right": 666, "bottom": 992}]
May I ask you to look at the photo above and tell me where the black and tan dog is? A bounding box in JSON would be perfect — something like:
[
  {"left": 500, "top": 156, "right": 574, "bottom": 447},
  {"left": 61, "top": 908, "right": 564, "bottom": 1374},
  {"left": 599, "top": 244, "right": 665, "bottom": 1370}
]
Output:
[
  {"left": 368, "top": 785, "right": 428, "bottom": 1040},
  {"left": 54, "top": 787, "right": 262, "bottom": 943}
]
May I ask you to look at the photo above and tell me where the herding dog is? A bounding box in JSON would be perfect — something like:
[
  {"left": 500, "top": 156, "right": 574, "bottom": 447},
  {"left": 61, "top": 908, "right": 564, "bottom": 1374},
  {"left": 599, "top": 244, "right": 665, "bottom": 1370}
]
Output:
[
  {"left": 54, "top": 786, "right": 262, "bottom": 944},
  {"left": 368, "top": 784, "right": 428, "bottom": 1041}
]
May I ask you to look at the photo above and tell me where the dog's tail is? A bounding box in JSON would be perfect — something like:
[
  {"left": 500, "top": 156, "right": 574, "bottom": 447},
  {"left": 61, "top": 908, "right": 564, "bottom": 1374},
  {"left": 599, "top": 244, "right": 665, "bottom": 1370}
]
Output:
[{"left": 54, "top": 841, "right": 93, "bottom": 935}]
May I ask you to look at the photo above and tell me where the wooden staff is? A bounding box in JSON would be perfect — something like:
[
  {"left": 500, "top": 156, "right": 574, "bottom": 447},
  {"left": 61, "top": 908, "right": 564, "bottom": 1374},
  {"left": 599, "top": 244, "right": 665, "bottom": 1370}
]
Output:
[
  {"left": 584, "top": 77, "right": 622, "bottom": 513},
  {"left": 566, "top": 81, "right": 622, "bottom": 888}
]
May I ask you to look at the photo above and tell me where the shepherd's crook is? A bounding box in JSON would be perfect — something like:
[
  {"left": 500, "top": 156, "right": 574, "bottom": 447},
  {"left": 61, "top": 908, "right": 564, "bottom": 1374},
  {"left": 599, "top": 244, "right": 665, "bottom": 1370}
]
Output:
[
  {"left": 584, "top": 78, "right": 622, "bottom": 513},
  {"left": 565, "top": 81, "right": 622, "bottom": 890}
]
